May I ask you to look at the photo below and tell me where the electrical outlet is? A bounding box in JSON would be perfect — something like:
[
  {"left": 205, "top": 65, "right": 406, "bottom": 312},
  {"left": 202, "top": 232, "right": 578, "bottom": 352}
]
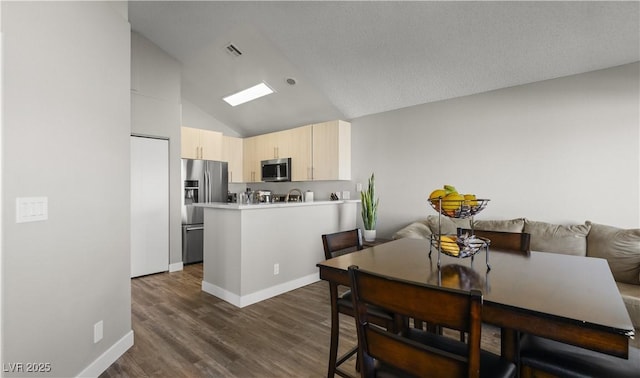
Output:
[
  {"left": 274, "top": 263, "right": 279, "bottom": 275},
  {"left": 356, "top": 183, "right": 362, "bottom": 192},
  {"left": 94, "top": 320, "right": 103, "bottom": 343}
]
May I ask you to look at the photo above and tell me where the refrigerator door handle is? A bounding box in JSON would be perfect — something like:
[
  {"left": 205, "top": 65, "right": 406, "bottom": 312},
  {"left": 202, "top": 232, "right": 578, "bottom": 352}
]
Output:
[
  {"left": 203, "top": 165, "right": 209, "bottom": 203},
  {"left": 186, "top": 226, "right": 204, "bottom": 231},
  {"left": 205, "top": 170, "right": 211, "bottom": 202}
]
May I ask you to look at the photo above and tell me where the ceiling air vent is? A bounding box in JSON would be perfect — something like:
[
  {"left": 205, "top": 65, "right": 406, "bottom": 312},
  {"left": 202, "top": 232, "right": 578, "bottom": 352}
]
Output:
[{"left": 225, "top": 43, "right": 242, "bottom": 57}]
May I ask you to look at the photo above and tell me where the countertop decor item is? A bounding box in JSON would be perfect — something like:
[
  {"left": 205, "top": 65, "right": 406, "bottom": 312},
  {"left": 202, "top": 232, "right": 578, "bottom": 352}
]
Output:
[{"left": 361, "top": 173, "right": 379, "bottom": 241}]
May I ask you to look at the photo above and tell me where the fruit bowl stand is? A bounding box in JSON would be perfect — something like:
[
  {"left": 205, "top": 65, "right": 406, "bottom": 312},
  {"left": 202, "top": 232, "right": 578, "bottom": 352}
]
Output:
[{"left": 428, "top": 198, "right": 491, "bottom": 270}]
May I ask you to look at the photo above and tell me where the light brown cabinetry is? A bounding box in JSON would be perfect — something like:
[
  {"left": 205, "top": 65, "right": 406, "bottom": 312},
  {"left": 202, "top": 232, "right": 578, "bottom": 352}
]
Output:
[
  {"left": 289, "top": 125, "right": 313, "bottom": 181},
  {"left": 243, "top": 136, "right": 261, "bottom": 182},
  {"left": 240, "top": 119, "right": 351, "bottom": 182},
  {"left": 222, "top": 136, "right": 243, "bottom": 183},
  {"left": 181, "top": 127, "right": 222, "bottom": 160},
  {"left": 257, "top": 130, "right": 291, "bottom": 160},
  {"left": 312, "top": 120, "right": 351, "bottom": 181},
  {"left": 243, "top": 129, "right": 294, "bottom": 182}
]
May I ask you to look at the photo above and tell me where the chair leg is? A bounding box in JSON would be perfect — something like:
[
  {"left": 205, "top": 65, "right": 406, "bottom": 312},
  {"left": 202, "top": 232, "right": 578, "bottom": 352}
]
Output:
[{"left": 327, "top": 289, "right": 340, "bottom": 377}]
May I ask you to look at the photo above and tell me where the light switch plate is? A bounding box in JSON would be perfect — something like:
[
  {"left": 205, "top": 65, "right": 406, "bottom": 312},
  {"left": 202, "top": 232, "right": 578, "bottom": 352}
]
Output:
[{"left": 16, "top": 197, "right": 48, "bottom": 223}]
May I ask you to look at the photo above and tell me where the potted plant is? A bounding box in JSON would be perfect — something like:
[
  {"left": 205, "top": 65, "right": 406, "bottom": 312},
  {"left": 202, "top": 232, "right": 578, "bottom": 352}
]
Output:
[{"left": 360, "top": 173, "right": 379, "bottom": 242}]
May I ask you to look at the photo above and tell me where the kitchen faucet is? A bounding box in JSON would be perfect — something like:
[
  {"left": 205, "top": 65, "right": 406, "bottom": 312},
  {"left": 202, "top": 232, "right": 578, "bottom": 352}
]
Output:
[{"left": 285, "top": 188, "right": 303, "bottom": 202}]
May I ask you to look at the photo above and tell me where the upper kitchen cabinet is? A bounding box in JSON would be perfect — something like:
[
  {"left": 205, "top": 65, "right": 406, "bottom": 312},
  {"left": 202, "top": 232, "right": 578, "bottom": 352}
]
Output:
[
  {"left": 289, "top": 125, "right": 313, "bottom": 181},
  {"left": 244, "top": 130, "right": 292, "bottom": 182},
  {"left": 181, "top": 127, "right": 222, "bottom": 160},
  {"left": 257, "top": 129, "right": 292, "bottom": 160},
  {"left": 222, "top": 136, "right": 243, "bottom": 183},
  {"left": 241, "top": 119, "right": 351, "bottom": 182},
  {"left": 312, "top": 120, "right": 351, "bottom": 181},
  {"left": 243, "top": 136, "right": 261, "bottom": 183}
]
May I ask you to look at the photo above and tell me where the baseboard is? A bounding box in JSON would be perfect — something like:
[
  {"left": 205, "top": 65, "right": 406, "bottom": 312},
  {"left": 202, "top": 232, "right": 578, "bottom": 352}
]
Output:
[
  {"left": 76, "top": 330, "right": 134, "bottom": 377},
  {"left": 201, "top": 273, "right": 320, "bottom": 308},
  {"left": 169, "top": 261, "right": 183, "bottom": 272}
]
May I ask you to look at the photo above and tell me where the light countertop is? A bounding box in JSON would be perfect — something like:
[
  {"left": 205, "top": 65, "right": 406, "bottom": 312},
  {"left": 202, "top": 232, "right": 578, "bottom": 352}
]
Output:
[{"left": 194, "top": 200, "right": 360, "bottom": 210}]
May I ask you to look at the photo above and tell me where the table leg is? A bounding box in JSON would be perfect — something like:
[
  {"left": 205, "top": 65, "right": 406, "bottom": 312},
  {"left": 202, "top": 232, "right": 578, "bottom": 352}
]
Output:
[{"left": 501, "top": 328, "right": 519, "bottom": 363}]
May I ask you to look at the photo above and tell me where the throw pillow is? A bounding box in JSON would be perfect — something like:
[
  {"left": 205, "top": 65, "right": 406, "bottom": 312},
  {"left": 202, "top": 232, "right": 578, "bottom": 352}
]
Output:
[
  {"left": 586, "top": 222, "right": 640, "bottom": 285},
  {"left": 524, "top": 220, "right": 590, "bottom": 256},
  {"left": 474, "top": 218, "right": 525, "bottom": 232},
  {"left": 426, "top": 215, "right": 471, "bottom": 236},
  {"left": 392, "top": 220, "right": 433, "bottom": 240}
]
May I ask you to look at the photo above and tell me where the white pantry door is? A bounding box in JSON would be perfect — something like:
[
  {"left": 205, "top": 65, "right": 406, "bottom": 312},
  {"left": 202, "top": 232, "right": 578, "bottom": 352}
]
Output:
[{"left": 130, "top": 136, "right": 169, "bottom": 277}]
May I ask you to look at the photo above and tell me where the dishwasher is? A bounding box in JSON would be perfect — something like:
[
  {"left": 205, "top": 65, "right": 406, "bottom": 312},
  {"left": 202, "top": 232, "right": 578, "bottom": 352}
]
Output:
[{"left": 182, "top": 224, "right": 204, "bottom": 264}]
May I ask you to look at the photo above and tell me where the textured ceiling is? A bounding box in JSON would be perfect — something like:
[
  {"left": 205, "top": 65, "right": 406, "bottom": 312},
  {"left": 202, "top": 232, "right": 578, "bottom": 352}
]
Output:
[{"left": 129, "top": 1, "right": 640, "bottom": 137}]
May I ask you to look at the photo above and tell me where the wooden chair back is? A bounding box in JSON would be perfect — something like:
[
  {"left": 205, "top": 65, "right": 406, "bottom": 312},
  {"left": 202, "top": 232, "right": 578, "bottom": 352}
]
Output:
[
  {"left": 459, "top": 228, "right": 531, "bottom": 254},
  {"left": 322, "top": 229, "right": 374, "bottom": 377},
  {"left": 348, "top": 265, "right": 484, "bottom": 378},
  {"left": 322, "top": 229, "right": 363, "bottom": 260}
]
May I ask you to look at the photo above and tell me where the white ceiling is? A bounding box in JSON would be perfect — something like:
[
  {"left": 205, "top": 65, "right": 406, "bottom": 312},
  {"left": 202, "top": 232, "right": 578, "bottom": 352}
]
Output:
[{"left": 128, "top": 1, "right": 640, "bottom": 137}]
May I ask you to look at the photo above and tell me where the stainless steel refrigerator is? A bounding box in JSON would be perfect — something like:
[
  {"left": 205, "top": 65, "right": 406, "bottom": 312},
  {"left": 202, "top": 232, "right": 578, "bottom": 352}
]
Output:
[{"left": 181, "top": 159, "right": 228, "bottom": 264}]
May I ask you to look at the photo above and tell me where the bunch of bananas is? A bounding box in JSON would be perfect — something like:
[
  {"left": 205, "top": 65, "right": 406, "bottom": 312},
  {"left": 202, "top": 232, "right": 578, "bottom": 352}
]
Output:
[
  {"left": 439, "top": 235, "right": 460, "bottom": 256},
  {"left": 428, "top": 185, "right": 478, "bottom": 213}
]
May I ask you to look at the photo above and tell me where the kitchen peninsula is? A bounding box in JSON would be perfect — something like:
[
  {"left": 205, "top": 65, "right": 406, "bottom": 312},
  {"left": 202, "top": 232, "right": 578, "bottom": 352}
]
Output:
[{"left": 194, "top": 200, "right": 359, "bottom": 307}]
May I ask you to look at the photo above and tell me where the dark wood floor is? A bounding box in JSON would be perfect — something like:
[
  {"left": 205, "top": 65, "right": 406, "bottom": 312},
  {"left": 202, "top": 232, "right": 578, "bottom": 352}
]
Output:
[{"left": 100, "top": 264, "right": 501, "bottom": 377}]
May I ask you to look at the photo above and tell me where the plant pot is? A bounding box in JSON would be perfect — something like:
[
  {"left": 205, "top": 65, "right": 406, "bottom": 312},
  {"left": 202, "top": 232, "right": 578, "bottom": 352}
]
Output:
[{"left": 364, "top": 229, "right": 376, "bottom": 242}]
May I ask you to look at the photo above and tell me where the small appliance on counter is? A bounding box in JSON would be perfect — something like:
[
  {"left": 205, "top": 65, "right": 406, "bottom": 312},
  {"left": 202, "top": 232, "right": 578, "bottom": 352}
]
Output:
[{"left": 255, "top": 190, "right": 273, "bottom": 203}]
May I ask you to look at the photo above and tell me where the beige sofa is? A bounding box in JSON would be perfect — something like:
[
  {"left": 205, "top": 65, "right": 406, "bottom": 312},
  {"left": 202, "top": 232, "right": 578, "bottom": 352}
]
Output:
[{"left": 393, "top": 216, "right": 640, "bottom": 328}]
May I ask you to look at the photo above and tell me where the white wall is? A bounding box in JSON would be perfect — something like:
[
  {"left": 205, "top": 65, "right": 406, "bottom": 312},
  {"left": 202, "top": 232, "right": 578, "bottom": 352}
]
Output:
[
  {"left": 131, "top": 32, "right": 183, "bottom": 267},
  {"left": 182, "top": 99, "right": 241, "bottom": 137},
  {"left": 350, "top": 63, "right": 640, "bottom": 237},
  {"left": 1, "top": 2, "right": 132, "bottom": 377}
]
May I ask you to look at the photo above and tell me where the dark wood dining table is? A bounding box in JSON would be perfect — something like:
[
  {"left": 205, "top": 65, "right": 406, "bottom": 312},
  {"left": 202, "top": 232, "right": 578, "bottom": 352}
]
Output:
[{"left": 316, "top": 237, "right": 635, "bottom": 361}]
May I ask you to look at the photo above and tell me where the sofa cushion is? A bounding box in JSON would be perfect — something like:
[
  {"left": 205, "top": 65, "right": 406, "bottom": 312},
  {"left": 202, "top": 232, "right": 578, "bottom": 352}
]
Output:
[
  {"left": 587, "top": 222, "right": 640, "bottom": 285},
  {"left": 523, "top": 220, "right": 590, "bottom": 256},
  {"left": 425, "top": 215, "right": 471, "bottom": 235},
  {"left": 392, "top": 216, "right": 472, "bottom": 240},
  {"left": 473, "top": 218, "right": 525, "bottom": 233},
  {"left": 392, "top": 220, "right": 433, "bottom": 240},
  {"left": 617, "top": 281, "right": 640, "bottom": 328}
]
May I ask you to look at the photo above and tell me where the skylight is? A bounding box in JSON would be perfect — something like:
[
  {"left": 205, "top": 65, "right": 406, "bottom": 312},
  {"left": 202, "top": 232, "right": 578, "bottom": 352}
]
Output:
[{"left": 223, "top": 82, "right": 274, "bottom": 106}]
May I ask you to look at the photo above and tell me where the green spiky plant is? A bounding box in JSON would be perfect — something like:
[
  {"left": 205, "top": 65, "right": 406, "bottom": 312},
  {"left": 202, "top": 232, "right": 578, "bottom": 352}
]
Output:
[{"left": 360, "top": 173, "right": 379, "bottom": 230}]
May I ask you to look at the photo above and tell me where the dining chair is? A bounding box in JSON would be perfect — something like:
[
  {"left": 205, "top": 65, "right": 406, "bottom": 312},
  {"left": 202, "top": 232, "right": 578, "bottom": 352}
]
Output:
[
  {"left": 519, "top": 334, "right": 640, "bottom": 378},
  {"left": 321, "top": 229, "right": 396, "bottom": 378},
  {"left": 458, "top": 228, "right": 531, "bottom": 254},
  {"left": 442, "top": 229, "right": 531, "bottom": 343},
  {"left": 348, "top": 265, "right": 516, "bottom": 378}
]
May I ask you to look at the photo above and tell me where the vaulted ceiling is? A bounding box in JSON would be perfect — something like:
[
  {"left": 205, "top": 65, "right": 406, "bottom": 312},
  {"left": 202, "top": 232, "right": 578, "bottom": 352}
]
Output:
[{"left": 128, "top": 1, "right": 640, "bottom": 137}]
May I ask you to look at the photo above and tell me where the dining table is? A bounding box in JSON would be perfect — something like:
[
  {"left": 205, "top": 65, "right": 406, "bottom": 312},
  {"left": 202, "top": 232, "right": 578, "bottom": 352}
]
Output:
[{"left": 316, "top": 237, "right": 635, "bottom": 362}]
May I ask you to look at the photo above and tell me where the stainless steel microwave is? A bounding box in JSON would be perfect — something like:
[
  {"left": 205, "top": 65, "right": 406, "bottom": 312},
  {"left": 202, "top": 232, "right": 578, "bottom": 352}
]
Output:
[{"left": 261, "top": 158, "right": 291, "bottom": 182}]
